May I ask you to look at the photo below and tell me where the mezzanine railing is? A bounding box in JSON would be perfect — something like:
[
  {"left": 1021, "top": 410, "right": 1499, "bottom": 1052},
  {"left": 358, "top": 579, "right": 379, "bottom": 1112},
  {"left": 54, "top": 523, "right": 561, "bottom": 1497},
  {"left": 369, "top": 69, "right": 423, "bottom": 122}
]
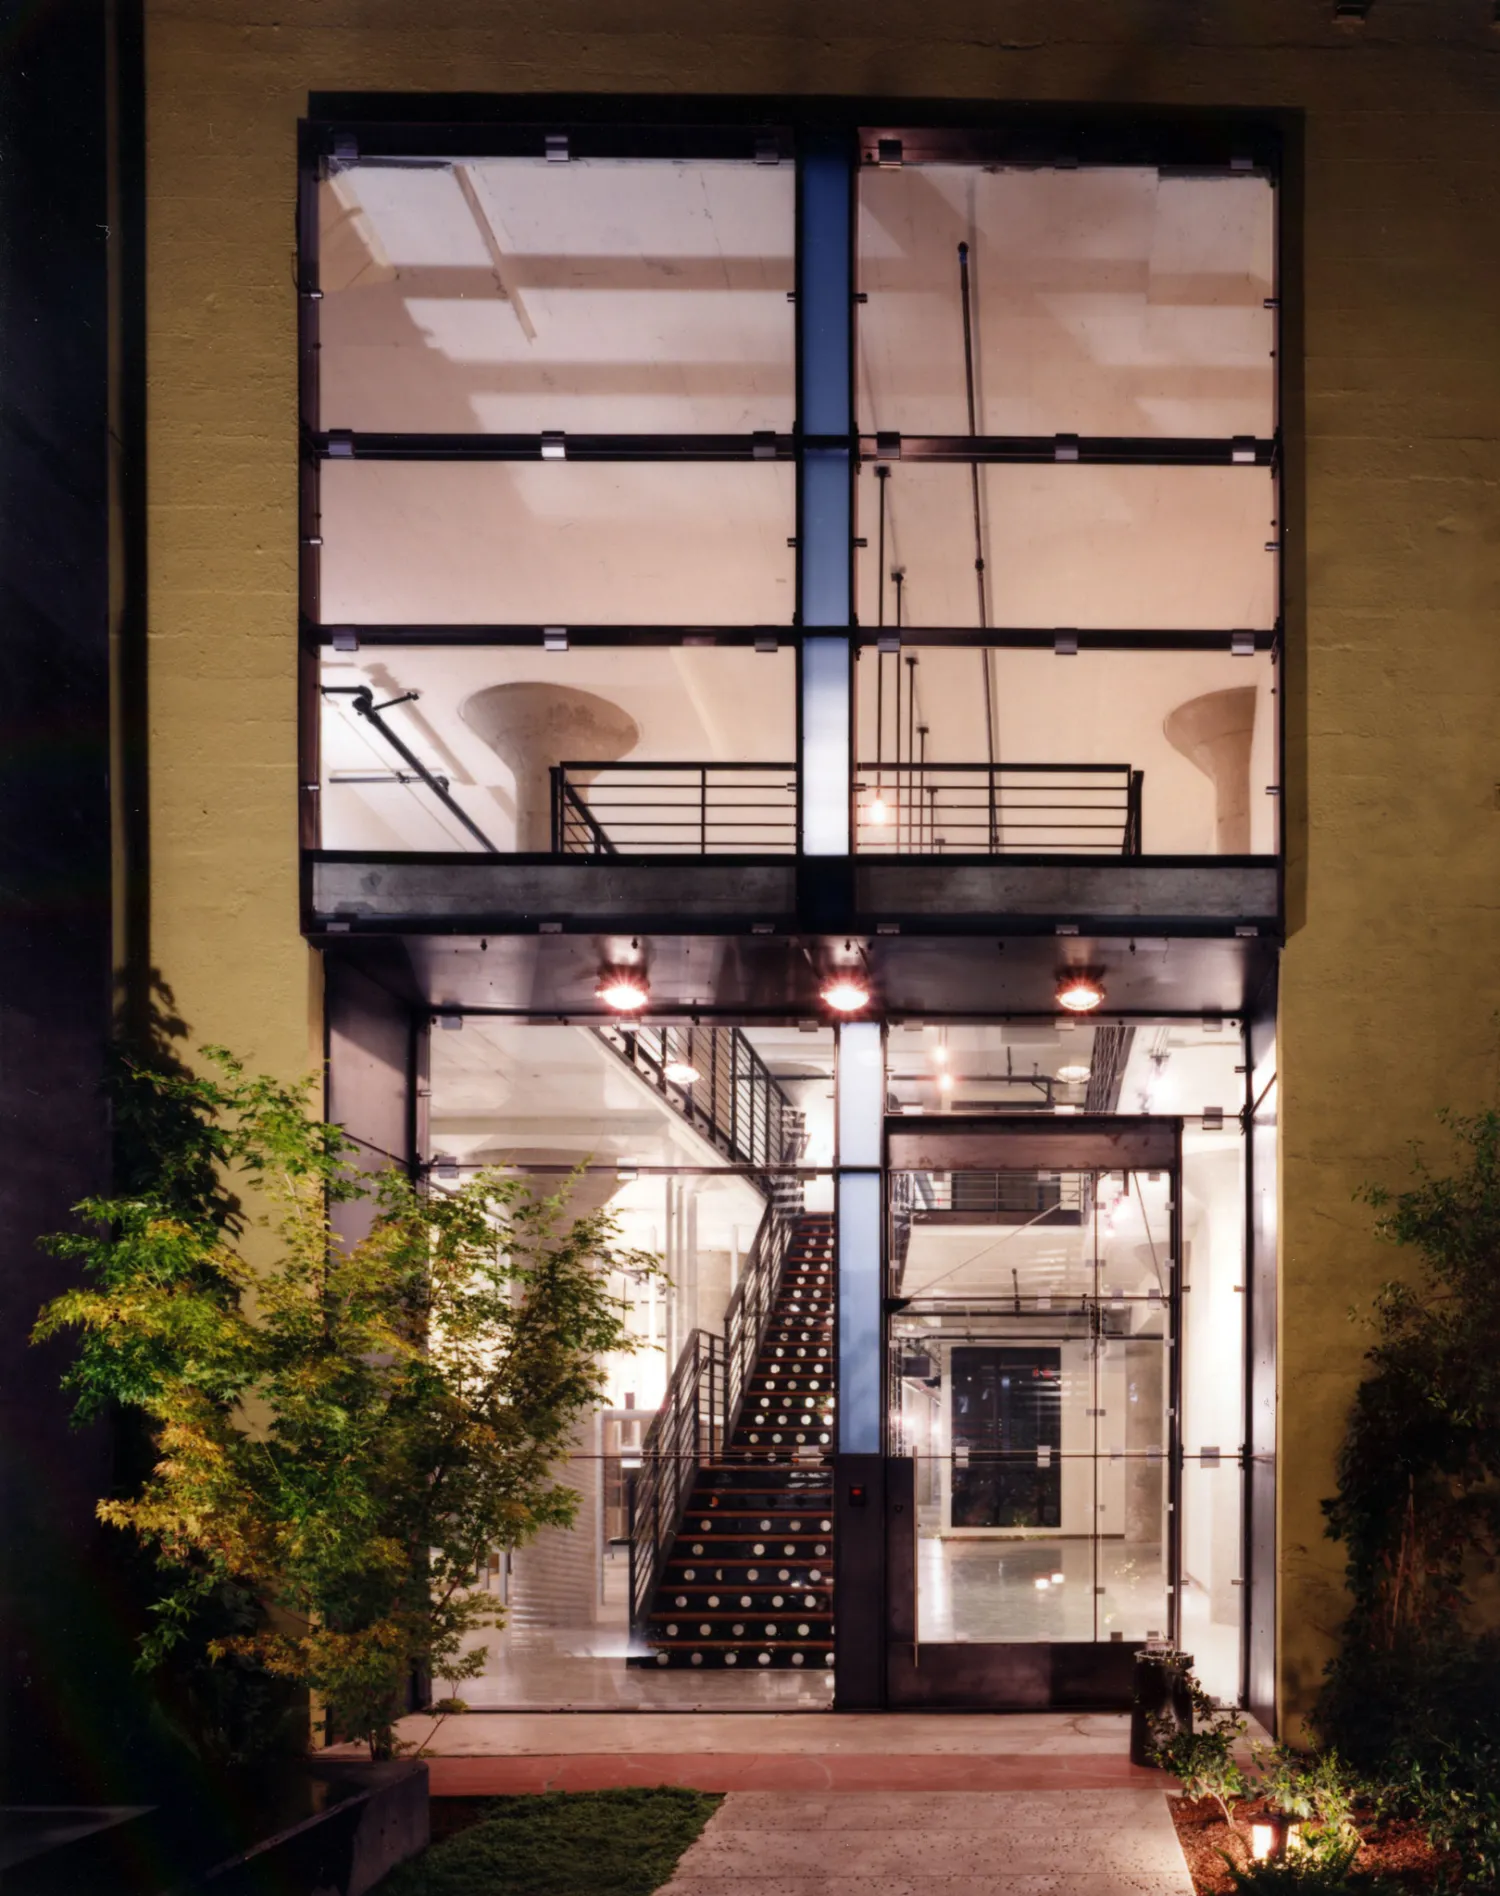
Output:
[
  {"left": 553, "top": 762, "right": 798, "bottom": 855},
  {"left": 854, "top": 762, "right": 1142, "bottom": 855}
]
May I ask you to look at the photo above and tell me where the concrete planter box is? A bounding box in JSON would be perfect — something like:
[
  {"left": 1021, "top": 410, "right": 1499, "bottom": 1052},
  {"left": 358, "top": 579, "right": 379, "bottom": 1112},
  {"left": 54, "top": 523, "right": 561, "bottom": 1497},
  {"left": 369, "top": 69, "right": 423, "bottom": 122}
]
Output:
[{"left": 3, "top": 1759, "right": 429, "bottom": 1896}]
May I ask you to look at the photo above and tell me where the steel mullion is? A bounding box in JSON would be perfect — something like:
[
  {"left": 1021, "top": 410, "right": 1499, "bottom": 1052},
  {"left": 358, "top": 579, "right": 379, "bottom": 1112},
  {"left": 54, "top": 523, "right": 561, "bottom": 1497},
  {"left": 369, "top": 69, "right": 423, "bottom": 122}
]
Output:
[
  {"left": 306, "top": 114, "right": 795, "bottom": 165},
  {"left": 857, "top": 434, "right": 1276, "bottom": 467},
  {"left": 307, "top": 622, "right": 1280, "bottom": 652},
  {"left": 312, "top": 431, "right": 795, "bottom": 463}
]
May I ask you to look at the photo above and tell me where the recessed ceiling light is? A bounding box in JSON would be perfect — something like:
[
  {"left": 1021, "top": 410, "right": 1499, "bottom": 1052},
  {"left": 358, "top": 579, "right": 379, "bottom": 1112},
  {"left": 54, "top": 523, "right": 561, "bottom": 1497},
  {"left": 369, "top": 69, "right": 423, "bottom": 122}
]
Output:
[
  {"left": 1056, "top": 972, "right": 1105, "bottom": 1014},
  {"left": 1057, "top": 1063, "right": 1091, "bottom": 1084},
  {"left": 664, "top": 1060, "right": 700, "bottom": 1085},
  {"left": 820, "top": 976, "right": 870, "bottom": 1014},
  {"left": 597, "top": 970, "right": 649, "bottom": 1012}
]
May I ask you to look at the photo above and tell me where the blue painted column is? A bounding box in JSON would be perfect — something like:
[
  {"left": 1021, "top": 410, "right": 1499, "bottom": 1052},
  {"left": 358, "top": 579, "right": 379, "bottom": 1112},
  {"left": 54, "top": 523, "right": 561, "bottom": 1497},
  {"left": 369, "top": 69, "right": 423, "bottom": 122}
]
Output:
[
  {"left": 797, "top": 133, "right": 885, "bottom": 1704},
  {"left": 797, "top": 134, "right": 852, "bottom": 857}
]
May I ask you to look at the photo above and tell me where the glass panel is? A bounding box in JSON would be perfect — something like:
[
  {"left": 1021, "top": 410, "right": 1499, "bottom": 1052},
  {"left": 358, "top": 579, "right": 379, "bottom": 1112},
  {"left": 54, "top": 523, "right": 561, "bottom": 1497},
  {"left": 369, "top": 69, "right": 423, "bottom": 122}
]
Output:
[
  {"left": 318, "top": 643, "right": 797, "bottom": 853},
  {"left": 884, "top": 1019, "right": 1243, "bottom": 1118},
  {"left": 320, "top": 460, "right": 796, "bottom": 626},
  {"left": 855, "top": 646, "right": 1277, "bottom": 856},
  {"left": 320, "top": 159, "right": 795, "bottom": 434},
  {"left": 1180, "top": 1128, "right": 1248, "bottom": 1454},
  {"left": 889, "top": 1159, "right": 1174, "bottom": 1646},
  {"left": 858, "top": 165, "right": 1274, "bottom": 438},
  {"left": 426, "top": 1019, "right": 836, "bottom": 1709},
  {"left": 1180, "top": 1457, "right": 1244, "bottom": 1706},
  {"left": 854, "top": 462, "right": 1277, "bottom": 631}
]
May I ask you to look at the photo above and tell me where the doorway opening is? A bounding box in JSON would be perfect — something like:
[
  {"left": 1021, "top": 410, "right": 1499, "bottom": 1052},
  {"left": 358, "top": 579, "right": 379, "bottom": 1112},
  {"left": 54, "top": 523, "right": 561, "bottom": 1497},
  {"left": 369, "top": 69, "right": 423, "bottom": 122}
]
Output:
[{"left": 882, "top": 1018, "right": 1252, "bottom": 1709}]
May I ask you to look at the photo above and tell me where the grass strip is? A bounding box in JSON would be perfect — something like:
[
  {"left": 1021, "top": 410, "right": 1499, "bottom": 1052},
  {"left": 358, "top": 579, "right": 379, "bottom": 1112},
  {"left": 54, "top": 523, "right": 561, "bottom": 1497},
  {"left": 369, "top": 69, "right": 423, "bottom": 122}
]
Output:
[{"left": 379, "top": 1786, "right": 723, "bottom": 1896}]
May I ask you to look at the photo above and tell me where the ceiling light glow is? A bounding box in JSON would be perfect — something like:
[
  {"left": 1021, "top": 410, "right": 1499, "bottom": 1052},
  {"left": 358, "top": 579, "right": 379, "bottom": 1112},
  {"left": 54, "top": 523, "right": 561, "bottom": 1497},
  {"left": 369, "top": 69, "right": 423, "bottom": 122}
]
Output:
[
  {"left": 1056, "top": 972, "right": 1105, "bottom": 1014},
  {"left": 868, "top": 796, "right": 890, "bottom": 826},
  {"left": 1057, "top": 1063, "right": 1091, "bottom": 1084},
  {"left": 597, "top": 970, "right": 650, "bottom": 1012},
  {"left": 664, "top": 1060, "right": 700, "bottom": 1085},
  {"left": 820, "top": 976, "right": 870, "bottom": 1014},
  {"left": 937, "top": 1070, "right": 954, "bottom": 1092}
]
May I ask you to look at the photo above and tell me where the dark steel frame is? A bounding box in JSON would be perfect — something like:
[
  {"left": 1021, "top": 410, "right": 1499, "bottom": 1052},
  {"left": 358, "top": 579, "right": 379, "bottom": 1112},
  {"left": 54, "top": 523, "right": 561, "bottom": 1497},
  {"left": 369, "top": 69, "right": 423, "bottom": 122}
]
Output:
[
  {"left": 298, "top": 98, "right": 1285, "bottom": 1713},
  {"left": 296, "top": 106, "right": 1284, "bottom": 897},
  {"left": 880, "top": 1112, "right": 1185, "bottom": 1707}
]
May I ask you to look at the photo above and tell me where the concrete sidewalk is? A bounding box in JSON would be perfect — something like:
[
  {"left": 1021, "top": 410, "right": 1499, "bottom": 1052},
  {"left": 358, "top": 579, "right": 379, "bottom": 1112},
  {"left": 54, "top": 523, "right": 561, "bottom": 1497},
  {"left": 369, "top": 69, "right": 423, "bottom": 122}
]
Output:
[
  {"left": 658, "top": 1789, "right": 1194, "bottom": 1896},
  {"left": 377, "top": 1710, "right": 1181, "bottom": 1796}
]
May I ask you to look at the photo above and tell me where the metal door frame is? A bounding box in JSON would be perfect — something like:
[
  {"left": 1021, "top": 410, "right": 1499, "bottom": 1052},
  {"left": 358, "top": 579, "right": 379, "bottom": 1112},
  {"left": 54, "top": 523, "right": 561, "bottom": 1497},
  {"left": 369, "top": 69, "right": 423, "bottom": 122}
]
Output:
[{"left": 882, "top": 1114, "right": 1183, "bottom": 1710}]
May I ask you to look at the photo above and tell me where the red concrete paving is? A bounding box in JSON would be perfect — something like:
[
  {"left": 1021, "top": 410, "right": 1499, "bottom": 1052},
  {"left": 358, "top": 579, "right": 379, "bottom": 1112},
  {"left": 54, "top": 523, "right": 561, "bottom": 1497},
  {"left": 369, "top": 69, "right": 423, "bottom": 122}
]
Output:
[{"left": 428, "top": 1751, "right": 1166, "bottom": 1796}]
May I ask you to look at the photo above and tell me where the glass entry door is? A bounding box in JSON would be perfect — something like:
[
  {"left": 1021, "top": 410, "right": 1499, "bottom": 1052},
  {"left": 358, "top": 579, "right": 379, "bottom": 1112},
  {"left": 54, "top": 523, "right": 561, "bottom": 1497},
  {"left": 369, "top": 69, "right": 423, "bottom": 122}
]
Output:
[{"left": 884, "top": 1116, "right": 1180, "bottom": 1708}]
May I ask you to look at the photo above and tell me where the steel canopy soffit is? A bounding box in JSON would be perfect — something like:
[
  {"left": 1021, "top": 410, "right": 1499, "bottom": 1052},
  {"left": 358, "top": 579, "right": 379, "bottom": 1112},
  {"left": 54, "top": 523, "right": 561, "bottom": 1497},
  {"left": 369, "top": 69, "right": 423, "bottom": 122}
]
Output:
[{"left": 324, "top": 929, "right": 1276, "bottom": 1018}]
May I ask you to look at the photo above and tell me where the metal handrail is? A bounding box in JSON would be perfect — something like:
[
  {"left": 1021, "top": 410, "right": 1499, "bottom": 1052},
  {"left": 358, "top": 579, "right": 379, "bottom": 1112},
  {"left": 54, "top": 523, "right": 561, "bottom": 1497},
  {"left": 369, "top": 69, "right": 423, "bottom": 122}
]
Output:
[
  {"left": 596, "top": 1022, "right": 806, "bottom": 1181},
  {"left": 854, "top": 760, "right": 1144, "bottom": 857},
  {"left": 628, "top": 1200, "right": 803, "bottom": 1641},
  {"left": 722, "top": 1202, "right": 796, "bottom": 1450},
  {"left": 551, "top": 761, "right": 798, "bottom": 855},
  {"left": 629, "top": 1327, "right": 724, "bottom": 1641},
  {"left": 553, "top": 772, "right": 617, "bottom": 856}
]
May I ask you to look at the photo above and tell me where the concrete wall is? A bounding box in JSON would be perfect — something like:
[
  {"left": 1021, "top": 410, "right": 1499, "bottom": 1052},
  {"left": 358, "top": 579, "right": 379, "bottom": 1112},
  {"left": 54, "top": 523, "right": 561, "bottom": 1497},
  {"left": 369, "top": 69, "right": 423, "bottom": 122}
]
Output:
[{"left": 143, "top": 0, "right": 1500, "bottom": 1727}]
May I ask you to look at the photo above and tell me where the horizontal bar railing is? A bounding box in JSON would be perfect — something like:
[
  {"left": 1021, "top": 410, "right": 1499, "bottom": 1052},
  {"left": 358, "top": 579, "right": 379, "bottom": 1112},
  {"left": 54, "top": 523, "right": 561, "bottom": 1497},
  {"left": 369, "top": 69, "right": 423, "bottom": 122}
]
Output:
[
  {"left": 552, "top": 762, "right": 798, "bottom": 855},
  {"left": 908, "top": 1170, "right": 1089, "bottom": 1217},
  {"left": 596, "top": 1022, "right": 807, "bottom": 1180},
  {"left": 629, "top": 1327, "right": 724, "bottom": 1643},
  {"left": 722, "top": 1203, "right": 795, "bottom": 1451},
  {"left": 854, "top": 761, "right": 1143, "bottom": 856}
]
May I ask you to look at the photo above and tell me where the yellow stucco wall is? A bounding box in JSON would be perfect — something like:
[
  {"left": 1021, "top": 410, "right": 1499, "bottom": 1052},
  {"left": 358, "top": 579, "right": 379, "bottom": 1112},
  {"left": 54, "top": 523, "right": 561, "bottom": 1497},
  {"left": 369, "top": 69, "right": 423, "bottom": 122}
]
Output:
[{"left": 144, "top": 0, "right": 1500, "bottom": 1726}]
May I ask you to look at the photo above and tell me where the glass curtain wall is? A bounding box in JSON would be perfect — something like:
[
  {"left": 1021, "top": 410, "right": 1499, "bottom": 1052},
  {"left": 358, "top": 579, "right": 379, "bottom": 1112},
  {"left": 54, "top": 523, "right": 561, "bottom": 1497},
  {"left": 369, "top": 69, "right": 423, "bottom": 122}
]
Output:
[
  {"left": 852, "top": 154, "right": 1280, "bottom": 866},
  {"left": 884, "top": 1020, "right": 1249, "bottom": 1703},
  {"left": 426, "top": 1016, "right": 835, "bottom": 1710},
  {"left": 304, "top": 141, "right": 800, "bottom": 860}
]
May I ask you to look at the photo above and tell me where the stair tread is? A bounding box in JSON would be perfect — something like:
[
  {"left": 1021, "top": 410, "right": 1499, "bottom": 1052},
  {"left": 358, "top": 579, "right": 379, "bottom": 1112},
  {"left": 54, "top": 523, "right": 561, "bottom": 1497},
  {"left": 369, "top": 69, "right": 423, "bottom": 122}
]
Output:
[{"left": 637, "top": 1214, "right": 839, "bottom": 1646}]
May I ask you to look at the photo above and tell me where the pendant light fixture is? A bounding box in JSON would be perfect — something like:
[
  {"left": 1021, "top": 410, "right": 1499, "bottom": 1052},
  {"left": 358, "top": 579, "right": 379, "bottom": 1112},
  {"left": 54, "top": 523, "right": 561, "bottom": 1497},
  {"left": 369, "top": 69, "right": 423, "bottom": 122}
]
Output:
[
  {"left": 820, "top": 975, "right": 871, "bottom": 1014},
  {"left": 597, "top": 969, "right": 650, "bottom": 1013},
  {"left": 1056, "top": 970, "right": 1105, "bottom": 1014}
]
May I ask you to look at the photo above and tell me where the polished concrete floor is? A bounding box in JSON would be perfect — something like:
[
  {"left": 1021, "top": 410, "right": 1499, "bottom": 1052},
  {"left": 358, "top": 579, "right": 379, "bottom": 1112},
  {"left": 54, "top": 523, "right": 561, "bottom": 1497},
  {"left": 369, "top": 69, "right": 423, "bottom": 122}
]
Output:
[
  {"left": 456, "top": 1548, "right": 833, "bottom": 1710},
  {"left": 455, "top": 1538, "right": 1170, "bottom": 1708},
  {"left": 917, "top": 1535, "right": 1169, "bottom": 1644}
]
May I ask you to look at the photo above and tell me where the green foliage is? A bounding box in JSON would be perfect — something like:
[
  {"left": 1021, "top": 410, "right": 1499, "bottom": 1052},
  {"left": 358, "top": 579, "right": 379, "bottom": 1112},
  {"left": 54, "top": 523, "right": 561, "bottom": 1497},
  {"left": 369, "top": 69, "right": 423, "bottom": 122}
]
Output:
[
  {"left": 34, "top": 1048, "right": 659, "bottom": 1760},
  {"left": 1318, "top": 1108, "right": 1500, "bottom": 1770},
  {"left": 1223, "top": 1859, "right": 1393, "bottom": 1896},
  {"left": 1254, "top": 1745, "right": 1362, "bottom": 1870},
  {"left": 377, "top": 1788, "right": 722, "bottom": 1896},
  {"left": 1313, "top": 1107, "right": 1500, "bottom": 1886},
  {"left": 1148, "top": 1657, "right": 1250, "bottom": 1825},
  {"left": 1382, "top": 1741, "right": 1500, "bottom": 1891}
]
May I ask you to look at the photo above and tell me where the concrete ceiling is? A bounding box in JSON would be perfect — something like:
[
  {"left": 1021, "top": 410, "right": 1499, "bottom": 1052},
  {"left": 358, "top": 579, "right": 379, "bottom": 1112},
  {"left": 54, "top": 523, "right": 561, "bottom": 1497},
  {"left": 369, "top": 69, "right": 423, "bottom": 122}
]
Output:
[{"left": 857, "top": 165, "right": 1275, "bottom": 438}]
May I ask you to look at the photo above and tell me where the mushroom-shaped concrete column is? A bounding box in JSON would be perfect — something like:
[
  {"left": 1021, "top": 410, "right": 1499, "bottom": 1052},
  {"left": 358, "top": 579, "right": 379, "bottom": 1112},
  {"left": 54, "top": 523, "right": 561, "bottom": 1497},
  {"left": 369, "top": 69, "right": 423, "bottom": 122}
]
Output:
[
  {"left": 461, "top": 682, "right": 640, "bottom": 851},
  {"left": 1163, "top": 687, "right": 1257, "bottom": 854}
]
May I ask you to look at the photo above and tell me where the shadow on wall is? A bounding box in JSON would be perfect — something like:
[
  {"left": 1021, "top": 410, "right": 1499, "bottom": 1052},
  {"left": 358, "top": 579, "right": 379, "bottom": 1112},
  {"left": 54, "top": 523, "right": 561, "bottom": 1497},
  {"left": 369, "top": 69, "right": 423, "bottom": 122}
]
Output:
[{"left": 1164, "top": 688, "right": 1257, "bottom": 854}]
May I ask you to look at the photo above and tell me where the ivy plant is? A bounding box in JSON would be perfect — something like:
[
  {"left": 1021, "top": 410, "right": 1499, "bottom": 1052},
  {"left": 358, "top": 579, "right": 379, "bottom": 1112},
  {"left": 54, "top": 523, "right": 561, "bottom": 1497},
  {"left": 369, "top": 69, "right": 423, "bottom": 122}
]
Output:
[
  {"left": 1317, "top": 1108, "right": 1500, "bottom": 1774},
  {"left": 34, "top": 1049, "right": 658, "bottom": 1760}
]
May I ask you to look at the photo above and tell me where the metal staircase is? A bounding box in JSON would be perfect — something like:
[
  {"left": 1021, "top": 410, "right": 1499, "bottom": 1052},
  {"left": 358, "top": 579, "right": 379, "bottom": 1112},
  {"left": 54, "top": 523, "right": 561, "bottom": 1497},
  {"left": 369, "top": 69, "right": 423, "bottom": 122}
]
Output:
[{"left": 629, "top": 1211, "right": 835, "bottom": 1672}]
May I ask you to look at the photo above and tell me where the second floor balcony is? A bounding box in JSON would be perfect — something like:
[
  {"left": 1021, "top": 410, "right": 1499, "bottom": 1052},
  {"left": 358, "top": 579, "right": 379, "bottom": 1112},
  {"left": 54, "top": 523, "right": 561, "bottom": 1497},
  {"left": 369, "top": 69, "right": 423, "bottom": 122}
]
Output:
[{"left": 307, "top": 636, "right": 1280, "bottom": 939}]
